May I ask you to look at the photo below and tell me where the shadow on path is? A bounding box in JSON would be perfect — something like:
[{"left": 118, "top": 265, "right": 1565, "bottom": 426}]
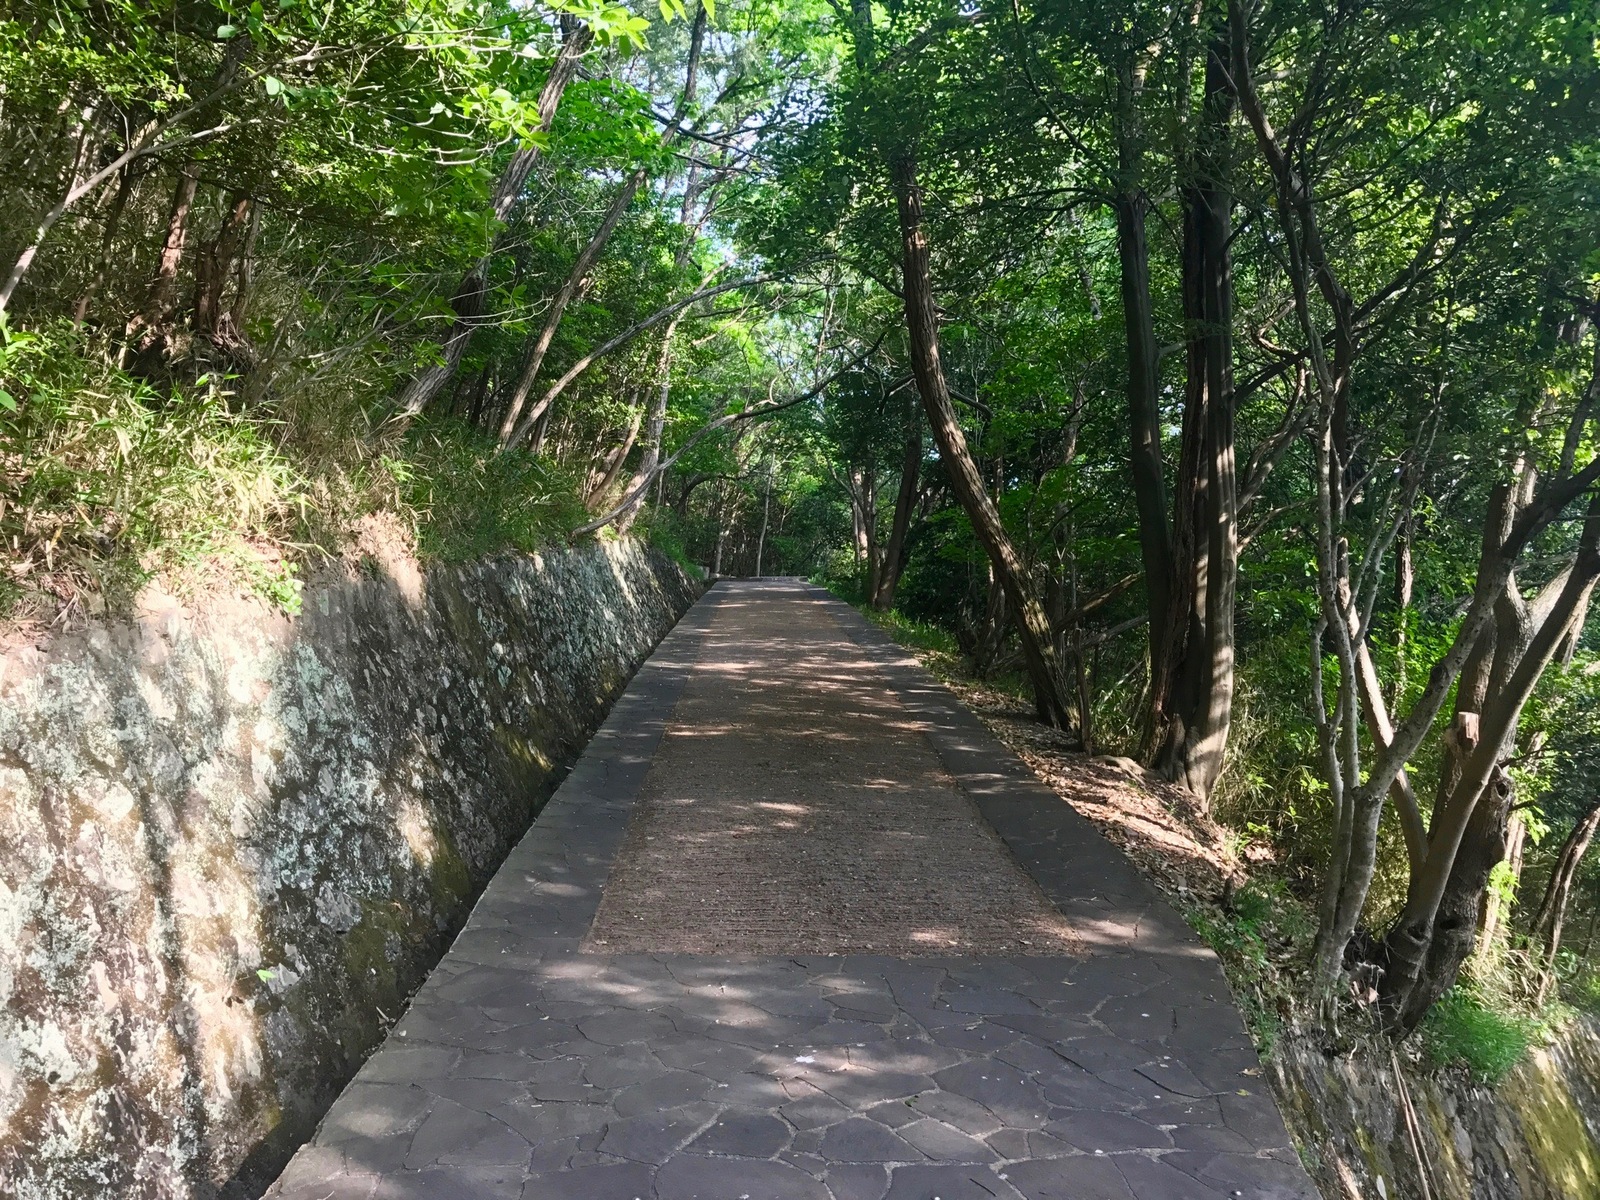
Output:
[{"left": 265, "top": 580, "right": 1318, "bottom": 1200}]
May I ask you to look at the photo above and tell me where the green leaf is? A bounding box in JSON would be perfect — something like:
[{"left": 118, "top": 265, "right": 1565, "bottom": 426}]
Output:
[
  {"left": 256, "top": 968, "right": 275, "bottom": 982},
  {"left": 216, "top": 22, "right": 236, "bottom": 37},
  {"left": 0, "top": 390, "right": 16, "bottom": 413},
  {"left": 263, "top": 75, "right": 283, "bottom": 96}
]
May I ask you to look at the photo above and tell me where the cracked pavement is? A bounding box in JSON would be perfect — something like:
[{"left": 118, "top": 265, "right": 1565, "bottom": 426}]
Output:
[{"left": 266, "top": 580, "right": 1318, "bottom": 1200}]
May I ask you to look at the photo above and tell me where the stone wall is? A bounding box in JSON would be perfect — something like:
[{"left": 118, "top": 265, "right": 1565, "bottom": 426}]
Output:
[
  {"left": 0, "top": 540, "right": 700, "bottom": 1199},
  {"left": 1273, "top": 1018, "right": 1600, "bottom": 1199}
]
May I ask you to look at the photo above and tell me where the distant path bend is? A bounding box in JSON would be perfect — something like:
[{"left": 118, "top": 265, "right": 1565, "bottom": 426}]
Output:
[{"left": 269, "top": 578, "right": 1317, "bottom": 1200}]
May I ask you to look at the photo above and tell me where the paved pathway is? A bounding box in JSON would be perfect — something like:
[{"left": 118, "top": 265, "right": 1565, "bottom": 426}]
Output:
[{"left": 268, "top": 580, "right": 1318, "bottom": 1200}]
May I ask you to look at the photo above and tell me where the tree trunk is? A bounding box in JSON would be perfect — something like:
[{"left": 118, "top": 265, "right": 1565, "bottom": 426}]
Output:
[
  {"left": 1533, "top": 801, "right": 1600, "bottom": 1003},
  {"left": 1154, "top": 38, "right": 1238, "bottom": 802},
  {"left": 498, "top": 7, "right": 707, "bottom": 442},
  {"left": 1380, "top": 495, "right": 1600, "bottom": 1033},
  {"left": 973, "top": 567, "right": 1009, "bottom": 680},
  {"left": 615, "top": 317, "right": 689, "bottom": 534},
  {"left": 1116, "top": 188, "right": 1175, "bottom": 705},
  {"left": 1476, "top": 811, "right": 1524, "bottom": 960},
  {"left": 891, "top": 149, "right": 1072, "bottom": 728},
  {"left": 755, "top": 462, "right": 772, "bottom": 577},
  {"left": 192, "top": 192, "right": 252, "bottom": 349},
  {"left": 126, "top": 163, "right": 198, "bottom": 354},
  {"left": 228, "top": 198, "right": 260, "bottom": 334},
  {"left": 74, "top": 164, "right": 138, "bottom": 327},
  {"left": 587, "top": 394, "right": 644, "bottom": 511},
  {"left": 872, "top": 393, "right": 922, "bottom": 610},
  {"left": 850, "top": 467, "right": 881, "bottom": 599},
  {"left": 394, "top": 19, "right": 592, "bottom": 416}
]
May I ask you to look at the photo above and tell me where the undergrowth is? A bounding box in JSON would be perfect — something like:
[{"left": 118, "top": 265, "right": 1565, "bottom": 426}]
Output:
[
  {"left": 1422, "top": 987, "right": 1542, "bottom": 1082},
  {"left": 387, "top": 419, "right": 588, "bottom": 562},
  {"left": 1185, "top": 878, "right": 1315, "bottom": 1054},
  {"left": 0, "top": 321, "right": 594, "bottom": 621},
  {"left": 1, "top": 318, "right": 304, "bottom": 615}
]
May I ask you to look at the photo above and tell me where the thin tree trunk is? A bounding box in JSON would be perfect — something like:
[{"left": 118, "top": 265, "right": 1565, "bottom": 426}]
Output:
[
  {"left": 228, "top": 198, "right": 260, "bottom": 334},
  {"left": 891, "top": 148, "right": 1071, "bottom": 727},
  {"left": 498, "top": 6, "right": 707, "bottom": 442},
  {"left": 193, "top": 192, "right": 251, "bottom": 346},
  {"left": 394, "top": 19, "right": 593, "bottom": 416},
  {"left": 502, "top": 271, "right": 766, "bottom": 453},
  {"left": 1532, "top": 801, "right": 1600, "bottom": 1002},
  {"left": 974, "top": 567, "right": 1008, "bottom": 680},
  {"left": 714, "top": 479, "right": 730, "bottom": 575},
  {"left": 873, "top": 392, "right": 922, "bottom": 610},
  {"left": 588, "top": 394, "right": 644, "bottom": 510},
  {"left": 0, "top": 37, "right": 250, "bottom": 313},
  {"left": 1476, "top": 812, "right": 1524, "bottom": 960},
  {"left": 1392, "top": 490, "right": 1416, "bottom": 708},
  {"left": 616, "top": 310, "right": 691, "bottom": 533},
  {"left": 1116, "top": 188, "right": 1175, "bottom": 700},
  {"left": 74, "top": 165, "right": 138, "bottom": 327},
  {"left": 755, "top": 461, "right": 772, "bottom": 577},
  {"left": 126, "top": 163, "right": 199, "bottom": 351},
  {"left": 610, "top": 164, "right": 708, "bottom": 529}
]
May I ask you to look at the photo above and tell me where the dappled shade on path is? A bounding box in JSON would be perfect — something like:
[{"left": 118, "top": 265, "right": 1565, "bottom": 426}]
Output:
[
  {"left": 588, "top": 583, "right": 1078, "bottom": 956},
  {"left": 267, "top": 581, "right": 1316, "bottom": 1200}
]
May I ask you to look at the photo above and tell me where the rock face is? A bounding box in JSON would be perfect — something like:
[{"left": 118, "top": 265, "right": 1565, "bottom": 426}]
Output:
[
  {"left": 0, "top": 541, "right": 700, "bottom": 1199},
  {"left": 1273, "top": 1019, "right": 1600, "bottom": 1199}
]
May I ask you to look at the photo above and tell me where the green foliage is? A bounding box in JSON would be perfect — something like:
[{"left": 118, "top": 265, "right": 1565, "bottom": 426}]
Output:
[
  {"left": 1186, "top": 879, "right": 1315, "bottom": 1054},
  {"left": 857, "top": 604, "right": 959, "bottom": 657},
  {"left": 389, "top": 420, "right": 588, "bottom": 562},
  {"left": 1423, "top": 988, "right": 1540, "bottom": 1082},
  {"left": 0, "top": 319, "right": 303, "bottom": 612}
]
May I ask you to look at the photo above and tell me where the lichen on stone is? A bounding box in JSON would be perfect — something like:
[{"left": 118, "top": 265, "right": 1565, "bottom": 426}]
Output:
[{"left": 0, "top": 539, "right": 700, "bottom": 1198}]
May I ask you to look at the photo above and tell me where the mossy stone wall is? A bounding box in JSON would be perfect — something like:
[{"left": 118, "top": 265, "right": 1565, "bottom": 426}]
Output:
[
  {"left": 0, "top": 541, "right": 700, "bottom": 1198},
  {"left": 1274, "top": 1019, "right": 1600, "bottom": 1199}
]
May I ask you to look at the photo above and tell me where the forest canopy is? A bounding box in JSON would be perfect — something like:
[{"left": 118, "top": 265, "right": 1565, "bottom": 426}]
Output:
[{"left": 3, "top": 0, "right": 1599, "bottom": 1049}]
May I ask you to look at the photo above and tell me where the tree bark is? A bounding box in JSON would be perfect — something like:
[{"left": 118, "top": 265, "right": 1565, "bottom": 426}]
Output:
[
  {"left": 587, "top": 393, "right": 644, "bottom": 511},
  {"left": 192, "top": 192, "right": 252, "bottom": 349},
  {"left": 615, "top": 311, "right": 691, "bottom": 534},
  {"left": 126, "top": 163, "right": 199, "bottom": 353},
  {"left": 73, "top": 164, "right": 139, "bottom": 327},
  {"left": 1380, "top": 494, "right": 1600, "bottom": 1032},
  {"left": 1153, "top": 36, "right": 1238, "bottom": 801},
  {"left": 1115, "top": 189, "right": 1175, "bottom": 702},
  {"left": 497, "top": 6, "right": 707, "bottom": 442},
  {"left": 755, "top": 460, "right": 772, "bottom": 577},
  {"left": 610, "top": 161, "right": 711, "bottom": 529},
  {"left": 873, "top": 392, "right": 922, "bottom": 610},
  {"left": 1476, "top": 809, "right": 1524, "bottom": 958},
  {"left": 393, "top": 18, "right": 592, "bottom": 416},
  {"left": 891, "top": 148, "right": 1072, "bottom": 727},
  {"left": 1533, "top": 801, "right": 1600, "bottom": 1003}
]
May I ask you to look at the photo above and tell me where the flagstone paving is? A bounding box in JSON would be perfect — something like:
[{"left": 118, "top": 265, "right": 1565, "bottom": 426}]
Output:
[{"left": 266, "top": 579, "right": 1318, "bottom": 1200}]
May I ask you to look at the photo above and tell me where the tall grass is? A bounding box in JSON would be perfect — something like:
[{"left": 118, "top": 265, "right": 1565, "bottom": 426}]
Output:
[
  {"left": 1423, "top": 987, "right": 1541, "bottom": 1082},
  {"left": 1, "top": 319, "right": 304, "bottom": 614},
  {"left": 0, "top": 321, "right": 592, "bottom": 620}
]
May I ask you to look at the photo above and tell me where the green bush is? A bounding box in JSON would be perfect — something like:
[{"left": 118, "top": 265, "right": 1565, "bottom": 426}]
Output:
[
  {"left": 390, "top": 419, "right": 588, "bottom": 562},
  {"left": 1423, "top": 987, "right": 1538, "bottom": 1082},
  {"left": 0, "top": 319, "right": 303, "bottom": 613},
  {"left": 0, "top": 322, "right": 601, "bottom": 619}
]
